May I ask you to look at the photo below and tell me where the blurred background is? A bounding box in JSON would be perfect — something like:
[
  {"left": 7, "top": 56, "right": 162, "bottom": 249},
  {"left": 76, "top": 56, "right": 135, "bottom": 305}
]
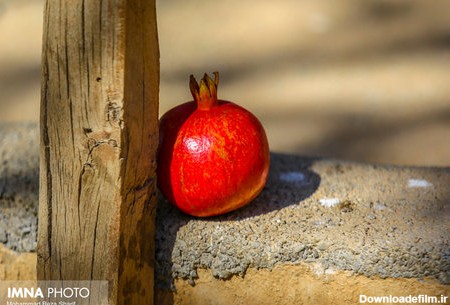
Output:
[{"left": 1, "top": 0, "right": 449, "bottom": 166}]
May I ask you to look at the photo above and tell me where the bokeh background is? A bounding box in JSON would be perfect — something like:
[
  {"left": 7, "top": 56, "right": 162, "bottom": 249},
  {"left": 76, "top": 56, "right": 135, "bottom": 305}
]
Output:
[{"left": 1, "top": 0, "right": 449, "bottom": 166}]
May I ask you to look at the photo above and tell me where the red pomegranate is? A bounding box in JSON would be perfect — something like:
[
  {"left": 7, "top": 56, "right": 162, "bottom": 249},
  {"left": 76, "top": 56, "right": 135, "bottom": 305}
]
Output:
[{"left": 157, "top": 72, "right": 270, "bottom": 217}]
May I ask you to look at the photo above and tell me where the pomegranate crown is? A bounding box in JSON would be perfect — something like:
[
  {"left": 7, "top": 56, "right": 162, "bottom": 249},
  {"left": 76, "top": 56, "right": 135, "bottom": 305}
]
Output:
[{"left": 189, "top": 72, "right": 220, "bottom": 110}]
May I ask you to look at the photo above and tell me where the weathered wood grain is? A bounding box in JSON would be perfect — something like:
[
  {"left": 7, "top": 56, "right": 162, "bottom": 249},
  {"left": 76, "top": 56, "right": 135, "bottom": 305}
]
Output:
[{"left": 38, "top": 0, "right": 159, "bottom": 304}]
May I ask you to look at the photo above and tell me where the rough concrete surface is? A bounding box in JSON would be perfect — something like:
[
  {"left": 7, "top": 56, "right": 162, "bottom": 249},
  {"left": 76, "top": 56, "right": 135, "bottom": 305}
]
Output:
[
  {"left": 0, "top": 123, "right": 449, "bottom": 295},
  {"left": 156, "top": 153, "right": 450, "bottom": 289},
  {"left": 0, "top": 122, "right": 38, "bottom": 252}
]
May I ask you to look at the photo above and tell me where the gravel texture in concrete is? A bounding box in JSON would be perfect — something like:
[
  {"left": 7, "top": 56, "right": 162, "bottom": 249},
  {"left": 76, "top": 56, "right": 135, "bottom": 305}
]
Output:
[
  {"left": 156, "top": 154, "right": 450, "bottom": 288},
  {"left": 0, "top": 122, "right": 39, "bottom": 252},
  {"left": 0, "top": 123, "right": 449, "bottom": 288}
]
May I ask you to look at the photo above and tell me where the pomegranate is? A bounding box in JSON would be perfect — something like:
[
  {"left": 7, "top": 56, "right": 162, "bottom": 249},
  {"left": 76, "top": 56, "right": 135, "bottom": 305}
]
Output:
[{"left": 157, "top": 72, "right": 270, "bottom": 217}]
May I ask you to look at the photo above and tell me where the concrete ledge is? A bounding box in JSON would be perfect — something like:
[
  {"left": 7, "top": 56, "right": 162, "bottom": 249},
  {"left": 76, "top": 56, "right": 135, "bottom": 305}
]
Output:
[
  {"left": 155, "top": 153, "right": 450, "bottom": 285},
  {"left": 1, "top": 123, "right": 449, "bottom": 303},
  {"left": 158, "top": 266, "right": 449, "bottom": 305}
]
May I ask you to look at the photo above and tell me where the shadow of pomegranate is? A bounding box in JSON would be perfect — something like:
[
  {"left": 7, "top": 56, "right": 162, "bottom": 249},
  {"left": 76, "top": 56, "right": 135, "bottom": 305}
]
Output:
[{"left": 212, "top": 152, "right": 321, "bottom": 220}]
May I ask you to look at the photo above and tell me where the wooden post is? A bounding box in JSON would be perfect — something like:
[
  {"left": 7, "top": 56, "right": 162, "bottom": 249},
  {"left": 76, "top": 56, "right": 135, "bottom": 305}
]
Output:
[{"left": 37, "top": 0, "right": 159, "bottom": 304}]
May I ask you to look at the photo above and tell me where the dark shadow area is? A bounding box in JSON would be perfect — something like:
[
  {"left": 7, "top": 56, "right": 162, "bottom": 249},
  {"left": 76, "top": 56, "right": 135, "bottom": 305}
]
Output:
[
  {"left": 155, "top": 192, "right": 189, "bottom": 298},
  {"left": 154, "top": 152, "right": 321, "bottom": 298},
  {"left": 213, "top": 153, "right": 321, "bottom": 221},
  {"left": 364, "top": 1, "right": 414, "bottom": 20}
]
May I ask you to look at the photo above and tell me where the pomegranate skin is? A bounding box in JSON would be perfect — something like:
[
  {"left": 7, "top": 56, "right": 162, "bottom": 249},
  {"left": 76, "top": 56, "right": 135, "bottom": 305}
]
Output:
[{"left": 157, "top": 74, "right": 269, "bottom": 217}]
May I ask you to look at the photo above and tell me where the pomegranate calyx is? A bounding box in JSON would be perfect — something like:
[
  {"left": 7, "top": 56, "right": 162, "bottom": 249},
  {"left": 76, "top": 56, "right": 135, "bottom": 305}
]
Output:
[{"left": 189, "top": 72, "right": 220, "bottom": 110}]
